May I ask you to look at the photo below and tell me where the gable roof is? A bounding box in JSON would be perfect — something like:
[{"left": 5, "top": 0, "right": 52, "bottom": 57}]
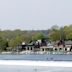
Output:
[{"left": 65, "top": 41, "right": 72, "bottom": 45}]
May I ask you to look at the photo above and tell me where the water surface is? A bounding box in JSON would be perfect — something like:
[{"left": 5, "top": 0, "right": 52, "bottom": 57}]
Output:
[
  {"left": 0, "top": 54, "right": 72, "bottom": 72},
  {"left": 0, "top": 54, "right": 72, "bottom": 61},
  {"left": 0, "top": 65, "right": 72, "bottom": 72}
]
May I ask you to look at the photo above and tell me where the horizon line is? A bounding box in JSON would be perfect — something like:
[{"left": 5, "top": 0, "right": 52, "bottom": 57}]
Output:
[{"left": 0, "top": 24, "right": 71, "bottom": 31}]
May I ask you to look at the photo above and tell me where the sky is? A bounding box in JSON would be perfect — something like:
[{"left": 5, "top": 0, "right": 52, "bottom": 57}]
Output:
[{"left": 0, "top": 0, "right": 72, "bottom": 30}]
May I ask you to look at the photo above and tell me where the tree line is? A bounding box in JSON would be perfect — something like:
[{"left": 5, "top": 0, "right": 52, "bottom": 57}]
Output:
[
  {"left": 48, "top": 25, "right": 72, "bottom": 41},
  {"left": 0, "top": 24, "right": 72, "bottom": 51},
  {"left": 0, "top": 29, "right": 46, "bottom": 51}
]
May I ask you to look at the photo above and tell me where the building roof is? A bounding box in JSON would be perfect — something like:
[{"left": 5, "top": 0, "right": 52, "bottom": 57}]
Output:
[{"left": 65, "top": 41, "right": 72, "bottom": 45}]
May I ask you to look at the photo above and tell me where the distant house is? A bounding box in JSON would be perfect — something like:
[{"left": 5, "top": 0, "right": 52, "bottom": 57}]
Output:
[
  {"left": 40, "top": 43, "right": 53, "bottom": 52},
  {"left": 35, "top": 39, "right": 47, "bottom": 47},
  {"left": 18, "top": 40, "right": 72, "bottom": 54},
  {"left": 53, "top": 40, "right": 72, "bottom": 52},
  {"left": 65, "top": 40, "right": 72, "bottom": 46},
  {"left": 65, "top": 40, "right": 72, "bottom": 52},
  {"left": 21, "top": 41, "right": 40, "bottom": 52},
  {"left": 53, "top": 40, "right": 65, "bottom": 52},
  {"left": 38, "top": 41, "right": 54, "bottom": 54}
]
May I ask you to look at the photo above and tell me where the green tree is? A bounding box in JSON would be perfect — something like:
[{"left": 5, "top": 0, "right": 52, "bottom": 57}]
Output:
[
  {"left": 63, "top": 25, "right": 72, "bottom": 40},
  {"left": 9, "top": 34, "right": 32, "bottom": 48},
  {"left": 48, "top": 29, "right": 61, "bottom": 41},
  {"left": 32, "top": 32, "right": 44, "bottom": 40},
  {"left": 0, "top": 37, "right": 8, "bottom": 51}
]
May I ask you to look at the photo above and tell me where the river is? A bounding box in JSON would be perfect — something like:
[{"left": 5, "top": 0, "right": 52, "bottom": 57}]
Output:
[
  {"left": 0, "top": 54, "right": 72, "bottom": 61},
  {"left": 0, "top": 54, "right": 72, "bottom": 72},
  {"left": 0, "top": 65, "right": 72, "bottom": 72}
]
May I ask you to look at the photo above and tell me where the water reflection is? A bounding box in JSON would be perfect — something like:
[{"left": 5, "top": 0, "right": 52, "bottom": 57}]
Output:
[{"left": 0, "top": 65, "right": 72, "bottom": 72}]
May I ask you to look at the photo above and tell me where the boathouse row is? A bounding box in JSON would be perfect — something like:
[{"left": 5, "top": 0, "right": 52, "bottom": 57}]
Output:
[{"left": 15, "top": 40, "right": 72, "bottom": 53}]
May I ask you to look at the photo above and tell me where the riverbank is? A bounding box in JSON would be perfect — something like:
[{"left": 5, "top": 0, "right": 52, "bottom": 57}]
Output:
[{"left": 1, "top": 51, "right": 72, "bottom": 55}]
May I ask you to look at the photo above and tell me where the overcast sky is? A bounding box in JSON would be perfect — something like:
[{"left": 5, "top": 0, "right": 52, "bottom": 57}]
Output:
[{"left": 0, "top": 0, "right": 72, "bottom": 30}]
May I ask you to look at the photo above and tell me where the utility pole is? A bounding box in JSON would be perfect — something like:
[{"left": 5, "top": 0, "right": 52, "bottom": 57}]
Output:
[{"left": 60, "top": 27, "right": 64, "bottom": 40}]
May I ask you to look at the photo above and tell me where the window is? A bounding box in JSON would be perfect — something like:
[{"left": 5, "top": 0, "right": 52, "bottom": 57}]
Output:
[
  {"left": 55, "top": 48, "right": 57, "bottom": 51},
  {"left": 45, "top": 48, "right": 49, "bottom": 51},
  {"left": 59, "top": 48, "right": 62, "bottom": 50},
  {"left": 65, "top": 48, "right": 67, "bottom": 51},
  {"left": 31, "top": 47, "right": 32, "bottom": 50},
  {"left": 42, "top": 49, "right": 44, "bottom": 51},
  {"left": 28, "top": 47, "right": 29, "bottom": 50}
]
